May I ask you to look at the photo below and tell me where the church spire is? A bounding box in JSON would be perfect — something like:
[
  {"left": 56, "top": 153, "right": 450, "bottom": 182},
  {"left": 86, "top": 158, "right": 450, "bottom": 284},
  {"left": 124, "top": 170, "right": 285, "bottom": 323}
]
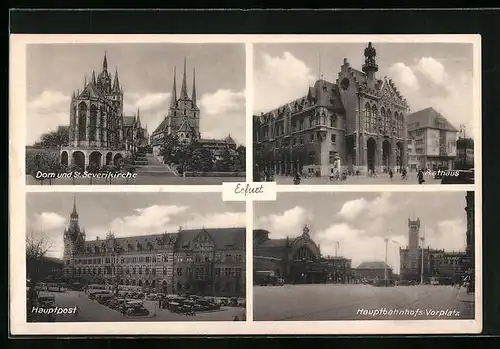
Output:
[
  {"left": 103, "top": 51, "right": 108, "bottom": 71},
  {"left": 136, "top": 107, "right": 141, "bottom": 127},
  {"left": 191, "top": 67, "right": 197, "bottom": 107},
  {"left": 113, "top": 67, "right": 120, "bottom": 92},
  {"left": 92, "top": 70, "right": 96, "bottom": 85},
  {"left": 84, "top": 74, "right": 87, "bottom": 87},
  {"left": 180, "top": 57, "right": 188, "bottom": 99},
  {"left": 71, "top": 196, "right": 79, "bottom": 220},
  {"left": 170, "top": 66, "right": 177, "bottom": 108}
]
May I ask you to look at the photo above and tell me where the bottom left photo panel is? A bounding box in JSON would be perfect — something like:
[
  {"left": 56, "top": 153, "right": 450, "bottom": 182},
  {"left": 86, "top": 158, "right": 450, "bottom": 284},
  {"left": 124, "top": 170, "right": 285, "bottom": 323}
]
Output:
[{"left": 24, "top": 192, "right": 247, "bottom": 322}]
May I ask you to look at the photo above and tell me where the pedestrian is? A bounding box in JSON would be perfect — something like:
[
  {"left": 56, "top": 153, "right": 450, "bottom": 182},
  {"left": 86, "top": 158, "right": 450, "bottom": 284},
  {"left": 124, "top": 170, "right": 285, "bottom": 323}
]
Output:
[
  {"left": 389, "top": 169, "right": 393, "bottom": 180},
  {"left": 417, "top": 169, "right": 425, "bottom": 184}
]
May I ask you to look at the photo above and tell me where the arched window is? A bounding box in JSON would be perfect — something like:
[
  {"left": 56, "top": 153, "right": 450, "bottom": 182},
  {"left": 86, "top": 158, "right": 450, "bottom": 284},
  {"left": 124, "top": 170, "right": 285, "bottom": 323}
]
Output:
[
  {"left": 89, "top": 104, "right": 97, "bottom": 141},
  {"left": 372, "top": 105, "right": 378, "bottom": 131},
  {"left": 386, "top": 110, "right": 392, "bottom": 132},
  {"left": 380, "top": 108, "right": 386, "bottom": 132},
  {"left": 78, "top": 102, "right": 87, "bottom": 140},
  {"left": 364, "top": 103, "right": 371, "bottom": 130}
]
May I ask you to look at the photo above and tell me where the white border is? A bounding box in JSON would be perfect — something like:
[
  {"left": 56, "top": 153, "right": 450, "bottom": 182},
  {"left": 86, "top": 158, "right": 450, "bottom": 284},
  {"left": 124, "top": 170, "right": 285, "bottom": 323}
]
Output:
[{"left": 10, "top": 34, "right": 482, "bottom": 335}]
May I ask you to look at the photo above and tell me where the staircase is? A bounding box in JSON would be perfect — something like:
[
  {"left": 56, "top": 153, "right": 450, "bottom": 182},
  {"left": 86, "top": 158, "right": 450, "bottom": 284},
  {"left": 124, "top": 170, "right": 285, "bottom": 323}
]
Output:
[{"left": 133, "top": 153, "right": 179, "bottom": 176}]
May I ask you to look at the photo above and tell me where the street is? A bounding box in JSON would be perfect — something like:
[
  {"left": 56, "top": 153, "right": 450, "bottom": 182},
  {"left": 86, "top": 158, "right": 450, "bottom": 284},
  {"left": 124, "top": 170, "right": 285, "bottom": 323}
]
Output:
[
  {"left": 253, "top": 284, "right": 474, "bottom": 321},
  {"left": 274, "top": 174, "right": 442, "bottom": 185},
  {"left": 36, "top": 291, "right": 245, "bottom": 322},
  {"left": 26, "top": 175, "right": 244, "bottom": 186}
]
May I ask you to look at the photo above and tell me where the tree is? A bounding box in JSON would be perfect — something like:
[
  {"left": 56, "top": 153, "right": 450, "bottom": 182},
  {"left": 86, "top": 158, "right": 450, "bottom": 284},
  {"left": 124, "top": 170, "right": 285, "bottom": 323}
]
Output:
[
  {"left": 160, "top": 134, "right": 183, "bottom": 164},
  {"left": 191, "top": 147, "right": 214, "bottom": 172},
  {"left": 36, "top": 127, "right": 69, "bottom": 148},
  {"left": 120, "top": 154, "right": 137, "bottom": 184},
  {"left": 26, "top": 232, "right": 52, "bottom": 321},
  {"left": 26, "top": 151, "right": 61, "bottom": 185},
  {"left": 215, "top": 148, "right": 235, "bottom": 172},
  {"left": 235, "top": 145, "right": 246, "bottom": 172}
]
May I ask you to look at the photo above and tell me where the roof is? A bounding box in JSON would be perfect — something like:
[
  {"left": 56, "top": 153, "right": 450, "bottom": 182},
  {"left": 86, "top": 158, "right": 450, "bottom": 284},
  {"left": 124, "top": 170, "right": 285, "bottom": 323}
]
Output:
[
  {"left": 199, "top": 138, "right": 230, "bottom": 145},
  {"left": 257, "top": 239, "right": 287, "bottom": 248},
  {"left": 356, "top": 261, "right": 392, "bottom": 270},
  {"left": 84, "top": 227, "right": 245, "bottom": 253},
  {"left": 407, "top": 107, "right": 458, "bottom": 132},
  {"left": 152, "top": 117, "right": 169, "bottom": 135}
]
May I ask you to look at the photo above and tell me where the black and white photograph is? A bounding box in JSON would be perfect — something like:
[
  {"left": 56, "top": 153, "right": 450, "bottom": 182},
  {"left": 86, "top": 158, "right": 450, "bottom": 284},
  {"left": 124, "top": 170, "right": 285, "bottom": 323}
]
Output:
[
  {"left": 252, "top": 41, "right": 477, "bottom": 185},
  {"left": 25, "top": 43, "right": 246, "bottom": 185},
  {"left": 253, "top": 191, "right": 476, "bottom": 321},
  {"left": 26, "top": 192, "right": 246, "bottom": 322}
]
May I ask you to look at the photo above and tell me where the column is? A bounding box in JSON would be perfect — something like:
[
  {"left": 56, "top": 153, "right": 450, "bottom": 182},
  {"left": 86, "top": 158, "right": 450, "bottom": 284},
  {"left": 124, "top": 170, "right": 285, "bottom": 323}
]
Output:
[
  {"left": 391, "top": 138, "right": 397, "bottom": 171},
  {"left": 362, "top": 134, "right": 368, "bottom": 175},
  {"left": 103, "top": 111, "right": 108, "bottom": 147},
  {"left": 403, "top": 113, "right": 409, "bottom": 169}
]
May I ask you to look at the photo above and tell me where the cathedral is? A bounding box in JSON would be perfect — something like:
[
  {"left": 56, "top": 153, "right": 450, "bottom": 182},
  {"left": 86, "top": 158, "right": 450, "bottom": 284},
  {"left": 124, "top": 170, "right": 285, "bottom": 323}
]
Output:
[
  {"left": 62, "top": 199, "right": 245, "bottom": 297},
  {"left": 150, "top": 59, "right": 237, "bottom": 161},
  {"left": 60, "top": 53, "right": 149, "bottom": 171},
  {"left": 253, "top": 42, "right": 409, "bottom": 177}
]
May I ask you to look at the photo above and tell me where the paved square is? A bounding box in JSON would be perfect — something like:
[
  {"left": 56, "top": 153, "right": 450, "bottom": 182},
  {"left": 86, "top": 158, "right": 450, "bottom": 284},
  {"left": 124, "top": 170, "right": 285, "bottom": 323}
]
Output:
[
  {"left": 274, "top": 174, "right": 442, "bottom": 185},
  {"left": 253, "top": 284, "right": 474, "bottom": 321}
]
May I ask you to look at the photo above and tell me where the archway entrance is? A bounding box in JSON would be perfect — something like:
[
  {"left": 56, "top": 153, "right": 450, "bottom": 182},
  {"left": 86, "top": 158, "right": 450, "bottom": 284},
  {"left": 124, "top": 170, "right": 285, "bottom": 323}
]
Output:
[
  {"left": 61, "top": 151, "right": 69, "bottom": 166},
  {"left": 382, "top": 140, "right": 391, "bottom": 170},
  {"left": 89, "top": 151, "right": 102, "bottom": 167},
  {"left": 106, "top": 152, "right": 113, "bottom": 165},
  {"left": 72, "top": 151, "right": 85, "bottom": 171},
  {"left": 396, "top": 142, "right": 404, "bottom": 171},
  {"left": 113, "top": 153, "right": 123, "bottom": 166},
  {"left": 367, "top": 138, "right": 376, "bottom": 172}
]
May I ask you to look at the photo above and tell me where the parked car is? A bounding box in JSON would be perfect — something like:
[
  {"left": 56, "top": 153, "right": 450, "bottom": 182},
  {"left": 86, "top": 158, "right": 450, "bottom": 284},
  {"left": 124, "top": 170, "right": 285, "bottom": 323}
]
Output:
[{"left": 441, "top": 169, "right": 474, "bottom": 184}]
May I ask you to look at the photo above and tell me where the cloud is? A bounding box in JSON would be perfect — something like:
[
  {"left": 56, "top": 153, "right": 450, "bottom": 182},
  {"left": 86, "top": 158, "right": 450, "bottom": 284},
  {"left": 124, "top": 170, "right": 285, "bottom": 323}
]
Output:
[
  {"left": 257, "top": 206, "right": 312, "bottom": 239},
  {"left": 187, "top": 212, "right": 246, "bottom": 229},
  {"left": 26, "top": 90, "right": 71, "bottom": 145},
  {"left": 254, "top": 52, "right": 316, "bottom": 113},
  {"left": 337, "top": 198, "right": 368, "bottom": 221},
  {"left": 102, "top": 205, "right": 189, "bottom": 238},
  {"left": 425, "top": 219, "right": 466, "bottom": 252},
  {"left": 389, "top": 62, "right": 419, "bottom": 91},
  {"left": 199, "top": 89, "right": 246, "bottom": 145},
  {"left": 200, "top": 89, "right": 245, "bottom": 115},
  {"left": 389, "top": 56, "right": 474, "bottom": 137},
  {"left": 33, "top": 212, "right": 66, "bottom": 231}
]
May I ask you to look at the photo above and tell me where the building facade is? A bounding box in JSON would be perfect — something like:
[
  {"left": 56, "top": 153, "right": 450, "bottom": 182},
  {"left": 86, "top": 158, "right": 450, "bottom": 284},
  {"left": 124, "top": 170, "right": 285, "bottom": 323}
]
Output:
[
  {"left": 353, "top": 261, "right": 393, "bottom": 281},
  {"left": 399, "top": 216, "right": 467, "bottom": 284},
  {"left": 407, "top": 107, "right": 458, "bottom": 171},
  {"left": 455, "top": 137, "right": 474, "bottom": 169},
  {"left": 253, "top": 225, "right": 352, "bottom": 284},
  {"left": 60, "top": 53, "right": 148, "bottom": 170},
  {"left": 150, "top": 59, "right": 237, "bottom": 160},
  {"left": 465, "top": 191, "right": 475, "bottom": 271},
  {"left": 62, "top": 200, "right": 245, "bottom": 297},
  {"left": 253, "top": 42, "right": 409, "bottom": 177}
]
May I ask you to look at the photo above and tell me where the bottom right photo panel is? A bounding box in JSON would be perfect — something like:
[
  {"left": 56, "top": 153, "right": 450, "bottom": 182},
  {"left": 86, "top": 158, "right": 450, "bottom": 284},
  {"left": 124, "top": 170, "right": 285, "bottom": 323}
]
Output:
[{"left": 253, "top": 191, "right": 476, "bottom": 321}]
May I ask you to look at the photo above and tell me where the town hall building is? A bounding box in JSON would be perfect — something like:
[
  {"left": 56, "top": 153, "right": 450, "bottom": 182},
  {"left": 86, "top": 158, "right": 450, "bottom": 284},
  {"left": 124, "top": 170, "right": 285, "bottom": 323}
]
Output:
[
  {"left": 253, "top": 42, "right": 409, "bottom": 177},
  {"left": 60, "top": 53, "right": 149, "bottom": 171}
]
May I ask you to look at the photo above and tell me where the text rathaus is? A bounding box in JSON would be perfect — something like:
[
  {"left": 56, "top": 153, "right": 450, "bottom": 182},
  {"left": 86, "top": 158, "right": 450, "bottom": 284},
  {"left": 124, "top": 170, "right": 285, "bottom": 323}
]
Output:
[{"left": 253, "top": 42, "right": 409, "bottom": 177}]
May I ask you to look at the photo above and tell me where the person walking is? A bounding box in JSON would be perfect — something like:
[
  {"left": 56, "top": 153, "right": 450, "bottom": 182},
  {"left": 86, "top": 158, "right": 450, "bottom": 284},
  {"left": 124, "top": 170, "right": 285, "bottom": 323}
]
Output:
[
  {"left": 389, "top": 169, "right": 393, "bottom": 180},
  {"left": 417, "top": 169, "right": 425, "bottom": 184}
]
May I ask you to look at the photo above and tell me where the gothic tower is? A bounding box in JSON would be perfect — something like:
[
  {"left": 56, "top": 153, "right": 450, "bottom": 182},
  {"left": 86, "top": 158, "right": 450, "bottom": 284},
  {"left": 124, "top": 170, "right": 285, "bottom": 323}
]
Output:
[
  {"left": 362, "top": 42, "right": 379, "bottom": 89},
  {"left": 408, "top": 217, "right": 420, "bottom": 249},
  {"left": 63, "top": 197, "right": 86, "bottom": 279}
]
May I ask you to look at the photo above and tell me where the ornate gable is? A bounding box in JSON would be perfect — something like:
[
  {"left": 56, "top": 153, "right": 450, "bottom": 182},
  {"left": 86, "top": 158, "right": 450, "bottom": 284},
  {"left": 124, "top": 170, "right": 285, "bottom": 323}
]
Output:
[
  {"left": 79, "top": 83, "right": 102, "bottom": 100},
  {"left": 193, "top": 229, "right": 214, "bottom": 248},
  {"left": 379, "top": 79, "right": 405, "bottom": 106}
]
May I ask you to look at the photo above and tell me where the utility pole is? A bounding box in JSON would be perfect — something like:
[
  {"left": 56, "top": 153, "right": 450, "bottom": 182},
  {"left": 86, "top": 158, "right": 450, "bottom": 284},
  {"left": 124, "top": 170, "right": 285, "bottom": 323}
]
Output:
[
  {"left": 420, "top": 234, "right": 425, "bottom": 285},
  {"left": 384, "top": 238, "right": 389, "bottom": 284}
]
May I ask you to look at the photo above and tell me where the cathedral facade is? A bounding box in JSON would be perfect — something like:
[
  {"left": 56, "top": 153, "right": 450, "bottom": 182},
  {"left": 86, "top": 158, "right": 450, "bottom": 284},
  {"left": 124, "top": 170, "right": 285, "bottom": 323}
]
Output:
[
  {"left": 62, "top": 200, "right": 245, "bottom": 297},
  {"left": 253, "top": 42, "right": 409, "bottom": 177},
  {"left": 60, "top": 53, "right": 148, "bottom": 171},
  {"left": 150, "top": 59, "right": 237, "bottom": 161}
]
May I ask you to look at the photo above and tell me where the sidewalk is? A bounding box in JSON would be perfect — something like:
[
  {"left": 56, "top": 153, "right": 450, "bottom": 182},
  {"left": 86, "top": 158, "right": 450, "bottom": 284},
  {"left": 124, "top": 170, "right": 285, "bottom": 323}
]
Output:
[{"left": 456, "top": 286, "right": 475, "bottom": 303}]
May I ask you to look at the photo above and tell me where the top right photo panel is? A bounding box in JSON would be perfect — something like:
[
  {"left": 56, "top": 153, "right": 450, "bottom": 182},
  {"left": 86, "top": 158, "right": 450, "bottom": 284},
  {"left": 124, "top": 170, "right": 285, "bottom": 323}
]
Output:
[{"left": 252, "top": 41, "right": 477, "bottom": 185}]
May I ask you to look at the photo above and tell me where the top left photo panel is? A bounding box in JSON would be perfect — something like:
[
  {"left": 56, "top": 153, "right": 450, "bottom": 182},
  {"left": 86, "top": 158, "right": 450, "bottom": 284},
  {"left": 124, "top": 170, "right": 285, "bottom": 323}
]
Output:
[{"left": 24, "top": 42, "right": 246, "bottom": 186}]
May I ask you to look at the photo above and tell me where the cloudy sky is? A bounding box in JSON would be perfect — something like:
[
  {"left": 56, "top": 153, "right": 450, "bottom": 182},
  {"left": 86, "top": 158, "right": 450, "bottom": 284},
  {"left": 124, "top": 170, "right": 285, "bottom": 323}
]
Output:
[
  {"left": 254, "top": 191, "right": 470, "bottom": 274},
  {"left": 26, "top": 43, "right": 246, "bottom": 145},
  {"left": 254, "top": 42, "right": 475, "bottom": 137},
  {"left": 26, "top": 192, "right": 246, "bottom": 259}
]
